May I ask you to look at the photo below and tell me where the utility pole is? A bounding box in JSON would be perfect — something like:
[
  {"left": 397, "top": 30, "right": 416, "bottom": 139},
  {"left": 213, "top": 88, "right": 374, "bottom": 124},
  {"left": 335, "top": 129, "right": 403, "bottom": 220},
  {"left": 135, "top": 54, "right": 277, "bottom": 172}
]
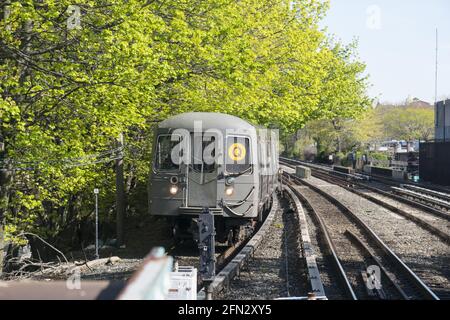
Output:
[
  {"left": 115, "top": 133, "right": 125, "bottom": 247},
  {"left": 434, "top": 28, "right": 444, "bottom": 141},
  {"left": 434, "top": 28, "right": 439, "bottom": 106},
  {"left": 94, "top": 188, "right": 99, "bottom": 260}
]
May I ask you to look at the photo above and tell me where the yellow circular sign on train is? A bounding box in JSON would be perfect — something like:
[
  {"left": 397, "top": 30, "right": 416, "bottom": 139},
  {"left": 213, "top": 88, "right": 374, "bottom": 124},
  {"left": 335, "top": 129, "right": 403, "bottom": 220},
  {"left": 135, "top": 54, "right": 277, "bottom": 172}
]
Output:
[{"left": 228, "top": 143, "right": 246, "bottom": 162}]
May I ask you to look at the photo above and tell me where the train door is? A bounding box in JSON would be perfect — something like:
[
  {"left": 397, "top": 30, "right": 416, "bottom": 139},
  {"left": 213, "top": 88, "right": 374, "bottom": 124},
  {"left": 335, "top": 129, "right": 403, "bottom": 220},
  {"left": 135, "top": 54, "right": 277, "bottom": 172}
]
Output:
[
  {"left": 266, "top": 137, "right": 271, "bottom": 196},
  {"left": 258, "top": 133, "right": 267, "bottom": 202},
  {"left": 187, "top": 133, "right": 218, "bottom": 208},
  {"left": 271, "top": 130, "right": 280, "bottom": 190},
  {"left": 258, "top": 132, "right": 264, "bottom": 204}
]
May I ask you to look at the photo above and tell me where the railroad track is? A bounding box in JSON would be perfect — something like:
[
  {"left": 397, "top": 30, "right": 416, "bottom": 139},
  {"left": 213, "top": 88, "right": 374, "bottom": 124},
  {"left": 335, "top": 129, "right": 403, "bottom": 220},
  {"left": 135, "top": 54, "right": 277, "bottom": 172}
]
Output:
[
  {"left": 282, "top": 169, "right": 440, "bottom": 300},
  {"left": 312, "top": 157, "right": 450, "bottom": 196},
  {"left": 354, "top": 178, "right": 450, "bottom": 221},
  {"left": 169, "top": 202, "right": 278, "bottom": 298},
  {"left": 202, "top": 187, "right": 339, "bottom": 300},
  {"left": 281, "top": 158, "right": 450, "bottom": 244},
  {"left": 170, "top": 187, "right": 328, "bottom": 300},
  {"left": 198, "top": 196, "right": 279, "bottom": 299},
  {"left": 313, "top": 171, "right": 449, "bottom": 243},
  {"left": 281, "top": 157, "right": 450, "bottom": 219},
  {"left": 400, "top": 184, "right": 450, "bottom": 202},
  {"left": 283, "top": 181, "right": 355, "bottom": 300},
  {"left": 392, "top": 185, "right": 450, "bottom": 213},
  {"left": 281, "top": 186, "right": 329, "bottom": 300}
]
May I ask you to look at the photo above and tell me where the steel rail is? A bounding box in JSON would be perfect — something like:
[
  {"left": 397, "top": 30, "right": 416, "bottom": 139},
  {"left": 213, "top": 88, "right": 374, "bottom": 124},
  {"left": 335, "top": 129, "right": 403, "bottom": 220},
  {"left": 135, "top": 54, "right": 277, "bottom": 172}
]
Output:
[
  {"left": 401, "top": 184, "right": 450, "bottom": 202},
  {"left": 344, "top": 230, "right": 409, "bottom": 300},
  {"left": 283, "top": 186, "right": 327, "bottom": 299}
]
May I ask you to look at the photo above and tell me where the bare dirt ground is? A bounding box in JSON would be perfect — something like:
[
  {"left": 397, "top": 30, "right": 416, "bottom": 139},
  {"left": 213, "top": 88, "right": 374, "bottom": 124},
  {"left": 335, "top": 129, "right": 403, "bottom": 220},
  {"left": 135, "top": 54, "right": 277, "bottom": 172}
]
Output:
[{"left": 1, "top": 214, "right": 174, "bottom": 282}]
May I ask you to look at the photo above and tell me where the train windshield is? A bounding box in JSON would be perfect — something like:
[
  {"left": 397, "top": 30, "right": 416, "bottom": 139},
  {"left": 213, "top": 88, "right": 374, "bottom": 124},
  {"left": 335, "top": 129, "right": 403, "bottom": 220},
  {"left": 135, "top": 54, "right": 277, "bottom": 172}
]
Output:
[
  {"left": 155, "top": 134, "right": 180, "bottom": 171},
  {"left": 192, "top": 135, "right": 217, "bottom": 173},
  {"left": 226, "top": 136, "right": 251, "bottom": 174}
]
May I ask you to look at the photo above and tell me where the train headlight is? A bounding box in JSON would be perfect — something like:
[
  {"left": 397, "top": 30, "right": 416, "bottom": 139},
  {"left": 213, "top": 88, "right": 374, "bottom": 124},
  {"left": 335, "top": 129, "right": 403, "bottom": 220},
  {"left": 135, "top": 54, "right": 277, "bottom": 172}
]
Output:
[
  {"left": 169, "top": 185, "right": 178, "bottom": 195},
  {"left": 225, "top": 186, "right": 234, "bottom": 196}
]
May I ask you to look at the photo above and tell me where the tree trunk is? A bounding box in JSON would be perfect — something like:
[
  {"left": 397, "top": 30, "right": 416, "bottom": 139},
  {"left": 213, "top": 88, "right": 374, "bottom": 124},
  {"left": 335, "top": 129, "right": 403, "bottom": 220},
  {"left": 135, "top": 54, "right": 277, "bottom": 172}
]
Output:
[
  {"left": 0, "top": 17, "right": 33, "bottom": 274},
  {"left": 115, "top": 134, "right": 125, "bottom": 247},
  {"left": 336, "top": 135, "right": 342, "bottom": 153},
  {"left": 332, "top": 119, "right": 342, "bottom": 154},
  {"left": 0, "top": 142, "right": 13, "bottom": 275}
]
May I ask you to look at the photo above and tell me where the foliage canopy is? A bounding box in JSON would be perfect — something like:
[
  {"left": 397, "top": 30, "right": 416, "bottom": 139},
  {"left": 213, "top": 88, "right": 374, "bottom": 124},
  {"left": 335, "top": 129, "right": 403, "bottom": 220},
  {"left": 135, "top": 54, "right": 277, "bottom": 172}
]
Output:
[{"left": 0, "top": 0, "right": 370, "bottom": 246}]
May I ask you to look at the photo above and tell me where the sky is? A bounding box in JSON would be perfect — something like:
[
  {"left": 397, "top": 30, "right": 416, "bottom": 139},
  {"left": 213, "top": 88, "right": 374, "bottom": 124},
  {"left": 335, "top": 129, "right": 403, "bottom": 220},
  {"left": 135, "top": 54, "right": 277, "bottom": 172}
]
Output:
[{"left": 321, "top": 0, "right": 450, "bottom": 104}]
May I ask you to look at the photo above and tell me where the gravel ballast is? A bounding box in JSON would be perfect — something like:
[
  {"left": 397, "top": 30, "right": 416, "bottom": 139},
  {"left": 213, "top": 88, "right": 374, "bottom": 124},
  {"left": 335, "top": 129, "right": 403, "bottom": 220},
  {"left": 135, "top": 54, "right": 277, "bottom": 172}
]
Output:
[{"left": 218, "top": 196, "right": 307, "bottom": 300}]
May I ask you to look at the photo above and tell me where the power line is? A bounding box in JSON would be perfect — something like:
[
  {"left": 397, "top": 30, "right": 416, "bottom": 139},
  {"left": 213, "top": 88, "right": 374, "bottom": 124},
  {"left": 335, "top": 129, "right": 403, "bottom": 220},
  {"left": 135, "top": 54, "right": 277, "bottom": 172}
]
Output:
[
  {"left": 0, "top": 146, "right": 123, "bottom": 164},
  {"left": 0, "top": 146, "right": 125, "bottom": 171}
]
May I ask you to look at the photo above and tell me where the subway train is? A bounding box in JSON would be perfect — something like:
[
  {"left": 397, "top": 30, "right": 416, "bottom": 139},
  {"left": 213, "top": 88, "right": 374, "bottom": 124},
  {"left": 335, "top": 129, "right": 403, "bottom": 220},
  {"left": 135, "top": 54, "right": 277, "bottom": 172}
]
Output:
[{"left": 148, "top": 112, "right": 280, "bottom": 243}]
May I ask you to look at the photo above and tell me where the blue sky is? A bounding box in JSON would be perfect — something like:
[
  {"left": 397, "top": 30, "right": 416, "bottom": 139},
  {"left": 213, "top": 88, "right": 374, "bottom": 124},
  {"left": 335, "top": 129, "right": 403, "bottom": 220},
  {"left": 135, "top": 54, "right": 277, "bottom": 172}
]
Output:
[{"left": 321, "top": 0, "right": 450, "bottom": 104}]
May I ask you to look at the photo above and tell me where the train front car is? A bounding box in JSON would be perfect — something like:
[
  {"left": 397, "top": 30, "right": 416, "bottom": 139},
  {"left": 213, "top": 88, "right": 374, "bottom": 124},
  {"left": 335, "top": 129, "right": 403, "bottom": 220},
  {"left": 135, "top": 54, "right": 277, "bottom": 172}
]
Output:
[{"left": 148, "top": 112, "right": 276, "bottom": 243}]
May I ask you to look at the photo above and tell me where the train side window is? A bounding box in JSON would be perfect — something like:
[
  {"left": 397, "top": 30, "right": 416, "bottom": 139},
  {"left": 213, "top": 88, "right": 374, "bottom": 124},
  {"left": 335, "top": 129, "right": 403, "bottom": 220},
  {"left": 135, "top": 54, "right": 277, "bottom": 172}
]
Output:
[
  {"left": 226, "top": 136, "right": 252, "bottom": 174},
  {"left": 155, "top": 134, "right": 180, "bottom": 171}
]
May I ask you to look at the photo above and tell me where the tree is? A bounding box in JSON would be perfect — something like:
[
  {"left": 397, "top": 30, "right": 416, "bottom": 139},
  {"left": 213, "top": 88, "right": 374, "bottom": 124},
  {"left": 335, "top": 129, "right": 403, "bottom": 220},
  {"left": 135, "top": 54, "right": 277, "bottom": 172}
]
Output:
[
  {"left": 1, "top": 0, "right": 168, "bottom": 251},
  {"left": 350, "top": 107, "right": 385, "bottom": 146},
  {"left": 382, "top": 106, "right": 434, "bottom": 141},
  {"left": 287, "top": 106, "right": 383, "bottom": 160},
  {"left": 0, "top": 0, "right": 370, "bottom": 256}
]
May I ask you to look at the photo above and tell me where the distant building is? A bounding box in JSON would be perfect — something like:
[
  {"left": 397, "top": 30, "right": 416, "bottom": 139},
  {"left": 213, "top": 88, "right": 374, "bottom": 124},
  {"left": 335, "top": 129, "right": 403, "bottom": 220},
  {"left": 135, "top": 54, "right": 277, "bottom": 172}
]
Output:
[
  {"left": 411, "top": 98, "right": 432, "bottom": 108},
  {"left": 406, "top": 97, "right": 432, "bottom": 108},
  {"left": 420, "top": 99, "right": 450, "bottom": 186},
  {"left": 435, "top": 99, "right": 450, "bottom": 141}
]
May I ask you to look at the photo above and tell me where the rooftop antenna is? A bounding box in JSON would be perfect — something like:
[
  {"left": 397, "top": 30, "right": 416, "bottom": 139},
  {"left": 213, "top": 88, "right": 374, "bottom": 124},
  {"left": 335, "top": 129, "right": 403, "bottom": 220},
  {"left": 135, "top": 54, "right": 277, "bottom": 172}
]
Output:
[{"left": 434, "top": 28, "right": 439, "bottom": 105}]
